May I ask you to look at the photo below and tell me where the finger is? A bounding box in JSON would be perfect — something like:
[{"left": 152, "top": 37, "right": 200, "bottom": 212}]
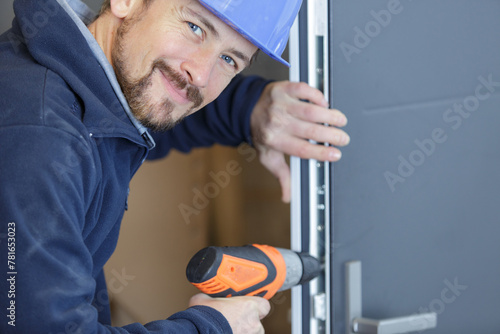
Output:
[
  {"left": 280, "top": 170, "right": 291, "bottom": 203},
  {"left": 273, "top": 136, "right": 344, "bottom": 161},
  {"left": 285, "top": 81, "right": 329, "bottom": 107},
  {"left": 265, "top": 159, "right": 291, "bottom": 203},
  {"left": 259, "top": 151, "right": 291, "bottom": 203},
  {"left": 253, "top": 297, "right": 271, "bottom": 319},
  {"left": 188, "top": 293, "right": 210, "bottom": 307},
  {"left": 286, "top": 121, "right": 350, "bottom": 147},
  {"left": 291, "top": 102, "right": 348, "bottom": 127}
]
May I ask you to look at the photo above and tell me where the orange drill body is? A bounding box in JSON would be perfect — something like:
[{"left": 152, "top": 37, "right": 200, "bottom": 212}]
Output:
[{"left": 186, "top": 244, "right": 321, "bottom": 300}]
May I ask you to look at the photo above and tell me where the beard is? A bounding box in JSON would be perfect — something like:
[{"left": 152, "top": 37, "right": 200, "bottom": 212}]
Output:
[{"left": 111, "top": 14, "right": 204, "bottom": 132}]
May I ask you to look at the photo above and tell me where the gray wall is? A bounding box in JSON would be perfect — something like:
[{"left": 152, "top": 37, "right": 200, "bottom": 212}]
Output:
[{"left": 0, "top": 1, "right": 15, "bottom": 33}]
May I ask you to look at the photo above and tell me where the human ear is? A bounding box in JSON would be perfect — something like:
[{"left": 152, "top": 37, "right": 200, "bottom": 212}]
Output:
[{"left": 109, "top": 0, "right": 138, "bottom": 19}]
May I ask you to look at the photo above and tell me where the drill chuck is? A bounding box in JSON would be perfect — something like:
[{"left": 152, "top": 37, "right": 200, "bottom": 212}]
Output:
[{"left": 276, "top": 248, "right": 322, "bottom": 291}]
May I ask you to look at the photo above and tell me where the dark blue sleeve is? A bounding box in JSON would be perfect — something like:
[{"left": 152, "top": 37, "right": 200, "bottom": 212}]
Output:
[
  {"left": 119, "top": 306, "right": 232, "bottom": 333},
  {"left": 147, "top": 74, "right": 271, "bottom": 160},
  {"left": 0, "top": 125, "right": 232, "bottom": 334}
]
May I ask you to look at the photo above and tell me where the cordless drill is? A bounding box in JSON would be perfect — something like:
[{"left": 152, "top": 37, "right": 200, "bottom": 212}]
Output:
[{"left": 186, "top": 244, "right": 322, "bottom": 300}]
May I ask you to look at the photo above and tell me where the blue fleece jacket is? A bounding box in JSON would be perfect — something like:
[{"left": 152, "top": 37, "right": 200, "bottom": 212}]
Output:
[{"left": 0, "top": 0, "right": 269, "bottom": 332}]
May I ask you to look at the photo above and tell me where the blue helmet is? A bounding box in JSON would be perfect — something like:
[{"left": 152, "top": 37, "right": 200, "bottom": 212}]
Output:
[{"left": 198, "top": 0, "right": 303, "bottom": 67}]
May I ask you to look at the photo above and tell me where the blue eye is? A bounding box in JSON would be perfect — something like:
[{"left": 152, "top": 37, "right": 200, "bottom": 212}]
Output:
[
  {"left": 220, "top": 54, "right": 236, "bottom": 67},
  {"left": 188, "top": 22, "right": 203, "bottom": 37}
]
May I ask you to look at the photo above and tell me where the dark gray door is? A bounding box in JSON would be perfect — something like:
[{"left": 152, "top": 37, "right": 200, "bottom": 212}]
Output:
[{"left": 330, "top": 1, "right": 500, "bottom": 333}]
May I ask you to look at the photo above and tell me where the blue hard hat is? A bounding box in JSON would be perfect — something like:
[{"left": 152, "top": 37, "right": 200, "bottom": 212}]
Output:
[{"left": 198, "top": 0, "right": 303, "bottom": 67}]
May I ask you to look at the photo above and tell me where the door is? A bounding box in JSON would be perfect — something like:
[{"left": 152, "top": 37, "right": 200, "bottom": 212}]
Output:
[{"left": 291, "top": 1, "right": 500, "bottom": 333}]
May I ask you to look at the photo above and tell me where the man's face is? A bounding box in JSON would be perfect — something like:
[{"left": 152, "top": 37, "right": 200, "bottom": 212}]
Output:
[{"left": 111, "top": 0, "right": 257, "bottom": 132}]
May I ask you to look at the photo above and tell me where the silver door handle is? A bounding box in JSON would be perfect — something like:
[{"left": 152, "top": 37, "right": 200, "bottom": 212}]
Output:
[
  {"left": 352, "top": 313, "right": 437, "bottom": 334},
  {"left": 346, "top": 261, "right": 437, "bottom": 334}
]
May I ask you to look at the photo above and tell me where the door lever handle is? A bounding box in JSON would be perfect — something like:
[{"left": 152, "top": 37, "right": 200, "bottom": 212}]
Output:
[
  {"left": 346, "top": 261, "right": 437, "bottom": 334},
  {"left": 352, "top": 313, "right": 437, "bottom": 334}
]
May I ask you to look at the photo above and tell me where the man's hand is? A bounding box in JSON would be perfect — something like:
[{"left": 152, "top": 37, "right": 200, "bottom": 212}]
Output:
[
  {"left": 189, "top": 293, "right": 270, "bottom": 334},
  {"left": 250, "top": 81, "right": 350, "bottom": 202}
]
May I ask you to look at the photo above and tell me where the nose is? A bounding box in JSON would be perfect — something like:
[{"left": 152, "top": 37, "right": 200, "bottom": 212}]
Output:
[{"left": 180, "top": 51, "right": 216, "bottom": 88}]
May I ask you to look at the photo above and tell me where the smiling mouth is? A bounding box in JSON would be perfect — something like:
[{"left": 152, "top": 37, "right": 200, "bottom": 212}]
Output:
[
  {"left": 158, "top": 69, "right": 191, "bottom": 105},
  {"left": 152, "top": 59, "right": 204, "bottom": 110}
]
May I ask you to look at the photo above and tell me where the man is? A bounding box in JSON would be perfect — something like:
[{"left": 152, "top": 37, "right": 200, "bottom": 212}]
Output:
[{"left": 0, "top": 0, "right": 349, "bottom": 332}]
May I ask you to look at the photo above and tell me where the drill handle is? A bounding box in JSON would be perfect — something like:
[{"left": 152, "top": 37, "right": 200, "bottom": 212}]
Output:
[{"left": 186, "top": 244, "right": 286, "bottom": 299}]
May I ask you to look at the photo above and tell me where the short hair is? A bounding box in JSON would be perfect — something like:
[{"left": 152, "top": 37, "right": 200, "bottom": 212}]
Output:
[
  {"left": 98, "top": 0, "right": 111, "bottom": 16},
  {"left": 98, "top": 0, "right": 155, "bottom": 16}
]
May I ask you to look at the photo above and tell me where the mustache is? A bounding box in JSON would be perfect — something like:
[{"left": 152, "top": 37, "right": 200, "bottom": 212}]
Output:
[{"left": 152, "top": 59, "right": 203, "bottom": 109}]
